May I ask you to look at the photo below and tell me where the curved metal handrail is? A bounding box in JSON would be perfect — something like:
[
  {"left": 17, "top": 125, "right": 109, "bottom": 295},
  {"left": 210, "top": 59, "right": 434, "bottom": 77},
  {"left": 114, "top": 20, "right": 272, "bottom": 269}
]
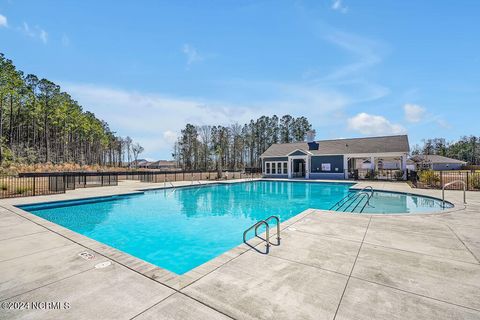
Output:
[
  {"left": 257, "top": 216, "right": 281, "bottom": 245},
  {"left": 359, "top": 186, "right": 374, "bottom": 199},
  {"left": 442, "top": 180, "right": 466, "bottom": 208},
  {"left": 243, "top": 221, "right": 270, "bottom": 253}
]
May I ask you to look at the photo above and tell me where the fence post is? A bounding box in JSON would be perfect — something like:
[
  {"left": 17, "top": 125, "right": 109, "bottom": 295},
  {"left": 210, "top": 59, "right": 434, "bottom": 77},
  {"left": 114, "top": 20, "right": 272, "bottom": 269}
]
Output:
[
  {"left": 467, "top": 172, "right": 470, "bottom": 191},
  {"left": 32, "top": 177, "right": 36, "bottom": 196},
  {"left": 63, "top": 175, "right": 66, "bottom": 193}
]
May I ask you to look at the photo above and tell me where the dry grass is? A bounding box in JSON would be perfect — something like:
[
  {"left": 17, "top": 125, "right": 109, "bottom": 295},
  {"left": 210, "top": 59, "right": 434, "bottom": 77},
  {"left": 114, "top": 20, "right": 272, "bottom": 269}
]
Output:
[{"left": 0, "top": 163, "right": 127, "bottom": 175}]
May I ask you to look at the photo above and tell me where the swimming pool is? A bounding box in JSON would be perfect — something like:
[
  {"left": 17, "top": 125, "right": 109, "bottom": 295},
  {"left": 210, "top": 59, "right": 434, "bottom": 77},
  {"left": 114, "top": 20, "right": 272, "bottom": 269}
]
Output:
[{"left": 18, "top": 181, "right": 450, "bottom": 274}]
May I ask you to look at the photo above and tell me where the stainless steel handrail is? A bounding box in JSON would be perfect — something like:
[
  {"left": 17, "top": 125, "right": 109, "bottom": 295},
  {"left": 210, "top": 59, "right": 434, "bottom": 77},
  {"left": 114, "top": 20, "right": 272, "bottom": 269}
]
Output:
[
  {"left": 359, "top": 186, "right": 374, "bottom": 199},
  {"left": 164, "top": 181, "right": 175, "bottom": 188},
  {"left": 257, "top": 216, "right": 281, "bottom": 245},
  {"left": 243, "top": 221, "right": 270, "bottom": 253},
  {"left": 442, "top": 180, "right": 466, "bottom": 208}
]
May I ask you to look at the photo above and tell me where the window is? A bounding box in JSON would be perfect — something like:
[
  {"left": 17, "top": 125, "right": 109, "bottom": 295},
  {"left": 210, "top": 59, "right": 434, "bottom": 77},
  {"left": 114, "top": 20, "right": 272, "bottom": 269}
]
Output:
[
  {"left": 264, "top": 161, "right": 288, "bottom": 175},
  {"left": 321, "top": 163, "right": 331, "bottom": 171}
]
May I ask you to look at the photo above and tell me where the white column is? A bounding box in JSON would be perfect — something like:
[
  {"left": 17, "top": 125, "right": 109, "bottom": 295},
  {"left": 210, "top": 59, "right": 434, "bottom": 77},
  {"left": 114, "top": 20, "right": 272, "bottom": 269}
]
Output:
[
  {"left": 343, "top": 155, "right": 349, "bottom": 179},
  {"left": 306, "top": 156, "right": 310, "bottom": 179},
  {"left": 401, "top": 154, "right": 407, "bottom": 179},
  {"left": 370, "top": 156, "right": 375, "bottom": 170},
  {"left": 287, "top": 157, "right": 292, "bottom": 179}
]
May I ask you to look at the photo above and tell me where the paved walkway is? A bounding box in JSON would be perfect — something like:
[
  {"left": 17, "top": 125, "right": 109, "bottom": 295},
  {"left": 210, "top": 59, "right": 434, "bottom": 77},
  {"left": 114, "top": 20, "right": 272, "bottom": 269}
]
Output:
[{"left": 0, "top": 180, "right": 479, "bottom": 319}]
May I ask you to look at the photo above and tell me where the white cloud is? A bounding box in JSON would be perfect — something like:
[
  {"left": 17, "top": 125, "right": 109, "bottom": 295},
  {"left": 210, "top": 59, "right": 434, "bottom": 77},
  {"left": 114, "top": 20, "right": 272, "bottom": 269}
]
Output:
[
  {"left": 61, "top": 34, "right": 70, "bottom": 47},
  {"left": 403, "top": 103, "right": 426, "bottom": 123},
  {"left": 347, "top": 112, "right": 406, "bottom": 135},
  {"left": 322, "top": 31, "right": 382, "bottom": 81},
  {"left": 435, "top": 118, "right": 451, "bottom": 129},
  {"left": 182, "top": 43, "right": 203, "bottom": 67},
  {"left": 39, "top": 29, "right": 48, "bottom": 44},
  {"left": 163, "top": 130, "right": 178, "bottom": 144},
  {"left": 60, "top": 80, "right": 357, "bottom": 158},
  {"left": 61, "top": 83, "right": 267, "bottom": 158},
  {"left": 331, "top": 0, "right": 348, "bottom": 13},
  {"left": 20, "top": 22, "right": 48, "bottom": 44},
  {"left": 0, "top": 14, "right": 7, "bottom": 27}
]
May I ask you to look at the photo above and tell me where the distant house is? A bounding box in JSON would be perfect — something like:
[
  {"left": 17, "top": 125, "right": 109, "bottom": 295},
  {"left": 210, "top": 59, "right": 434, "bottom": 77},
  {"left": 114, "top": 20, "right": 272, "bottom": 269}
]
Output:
[
  {"left": 410, "top": 155, "right": 467, "bottom": 171},
  {"left": 260, "top": 133, "right": 410, "bottom": 180},
  {"left": 129, "top": 159, "right": 148, "bottom": 168},
  {"left": 147, "top": 160, "right": 177, "bottom": 170},
  {"left": 129, "top": 159, "right": 177, "bottom": 170}
]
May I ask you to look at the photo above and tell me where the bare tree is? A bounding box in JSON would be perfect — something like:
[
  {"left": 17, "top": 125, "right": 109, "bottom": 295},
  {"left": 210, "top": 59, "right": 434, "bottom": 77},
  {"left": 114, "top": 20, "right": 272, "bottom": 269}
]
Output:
[{"left": 131, "top": 142, "right": 144, "bottom": 168}]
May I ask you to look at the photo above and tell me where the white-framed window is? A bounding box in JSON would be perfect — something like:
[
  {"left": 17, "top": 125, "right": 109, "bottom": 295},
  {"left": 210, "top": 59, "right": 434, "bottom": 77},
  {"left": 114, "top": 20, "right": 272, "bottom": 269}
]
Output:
[
  {"left": 264, "top": 161, "right": 288, "bottom": 175},
  {"left": 321, "top": 163, "right": 331, "bottom": 171}
]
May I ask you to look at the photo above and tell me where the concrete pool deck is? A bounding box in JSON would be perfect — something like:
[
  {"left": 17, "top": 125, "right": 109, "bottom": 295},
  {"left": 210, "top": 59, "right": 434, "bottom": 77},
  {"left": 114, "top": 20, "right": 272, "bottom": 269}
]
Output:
[{"left": 0, "top": 179, "right": 479, "bottom": 319}]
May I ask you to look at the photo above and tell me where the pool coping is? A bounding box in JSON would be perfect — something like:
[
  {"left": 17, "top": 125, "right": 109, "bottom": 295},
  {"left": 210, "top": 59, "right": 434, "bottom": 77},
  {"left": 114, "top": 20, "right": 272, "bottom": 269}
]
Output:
[{"left": 1, "top": 178, "right": 464, "bottom": 290}]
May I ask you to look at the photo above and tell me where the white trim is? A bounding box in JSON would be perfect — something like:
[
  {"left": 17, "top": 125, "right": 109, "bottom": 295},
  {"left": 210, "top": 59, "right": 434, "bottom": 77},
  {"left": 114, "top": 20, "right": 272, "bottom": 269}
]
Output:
[
  {"left": 287, "top": 149, "right": 312, "bottom": 156},
  {"left": 264, "top": 160, "right": 288, "bottom": 176}
]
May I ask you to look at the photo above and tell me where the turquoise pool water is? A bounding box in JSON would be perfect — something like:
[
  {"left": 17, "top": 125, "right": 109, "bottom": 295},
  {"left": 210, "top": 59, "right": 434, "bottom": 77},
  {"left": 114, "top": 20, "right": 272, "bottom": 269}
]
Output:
[{"left": 19, "top": 181, "right": 449, "bottom": 274}]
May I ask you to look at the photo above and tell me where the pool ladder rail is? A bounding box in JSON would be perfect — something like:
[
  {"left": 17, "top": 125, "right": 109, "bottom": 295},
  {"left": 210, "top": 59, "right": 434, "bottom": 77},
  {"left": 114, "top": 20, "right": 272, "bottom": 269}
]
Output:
[
  {"left": 163, "top": 181, "right": 176, "bottom": 189},
  {"left": 243, "top": 216, "right": 281, "bottom": 254},
  {"left": 330, "top": 186, "right": 374, "bottom": 213}
]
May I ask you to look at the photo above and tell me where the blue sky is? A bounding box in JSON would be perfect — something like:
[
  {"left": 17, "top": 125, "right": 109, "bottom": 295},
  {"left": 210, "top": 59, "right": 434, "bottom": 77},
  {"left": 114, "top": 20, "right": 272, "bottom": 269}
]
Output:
[{"left": 1, "top": 0, "right": 479, "bottom": 159}]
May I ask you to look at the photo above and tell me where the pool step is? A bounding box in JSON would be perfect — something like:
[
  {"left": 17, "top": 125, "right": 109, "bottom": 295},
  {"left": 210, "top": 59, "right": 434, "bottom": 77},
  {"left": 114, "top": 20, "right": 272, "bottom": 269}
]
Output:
[{"left": 330, "top": 186, "right": 374, "bottom": 213}]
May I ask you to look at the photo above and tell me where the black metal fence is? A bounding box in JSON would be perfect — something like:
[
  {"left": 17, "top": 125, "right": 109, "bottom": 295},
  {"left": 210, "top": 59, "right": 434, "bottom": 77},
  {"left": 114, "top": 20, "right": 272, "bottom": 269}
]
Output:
[
  {"left": 410, "top": 170, "right": 480, "bottom": 191},
  {"left": 2, "top": 169, "right": 261, "bottom": 199},
  {"left": 0, "top": 175, "right": 65, "bottom": 198},
  {"left": 0, "top": 172, "right": 119, "bottom": 199},
  {"left": 350, "top": 169, "right": 406, "bottom": 181},
  {"left": 138, "top": 170, "right": 260, "bottom": 183}
]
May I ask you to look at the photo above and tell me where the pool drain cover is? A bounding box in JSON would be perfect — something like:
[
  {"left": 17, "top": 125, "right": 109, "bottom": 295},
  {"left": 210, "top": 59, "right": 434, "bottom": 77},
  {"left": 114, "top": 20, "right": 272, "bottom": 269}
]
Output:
[{"left": 78, "top": 251, "right": 95, "bottom": 260}]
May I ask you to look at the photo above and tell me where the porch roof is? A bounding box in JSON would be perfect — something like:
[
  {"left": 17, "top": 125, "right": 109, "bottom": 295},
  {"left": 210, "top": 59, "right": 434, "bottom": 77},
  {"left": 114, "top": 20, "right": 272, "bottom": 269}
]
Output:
[{"left": 261, "top": 135, "right": 409, "bottom": 158}]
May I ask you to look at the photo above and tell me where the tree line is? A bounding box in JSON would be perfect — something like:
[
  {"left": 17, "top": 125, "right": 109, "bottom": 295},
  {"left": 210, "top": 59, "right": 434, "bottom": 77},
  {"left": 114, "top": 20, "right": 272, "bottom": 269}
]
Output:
[
  {"left": 172, "top": 115, "right": 312, "bottom": 171},
  {"left": 0, "top": 53, "right": 144, "bottom": 168},
  {"left": 411, "top": 136, "right": 480, "bottom": 165}
]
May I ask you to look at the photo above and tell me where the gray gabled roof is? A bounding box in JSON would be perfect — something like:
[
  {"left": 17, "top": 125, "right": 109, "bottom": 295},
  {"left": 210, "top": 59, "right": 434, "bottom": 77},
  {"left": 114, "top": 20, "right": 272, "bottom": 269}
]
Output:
[
  {"left": 261, "top": 135, "right": 410, "bottom": 157},
  {"left": 411, "top": 154, "right": 467, "bottom": 164}
]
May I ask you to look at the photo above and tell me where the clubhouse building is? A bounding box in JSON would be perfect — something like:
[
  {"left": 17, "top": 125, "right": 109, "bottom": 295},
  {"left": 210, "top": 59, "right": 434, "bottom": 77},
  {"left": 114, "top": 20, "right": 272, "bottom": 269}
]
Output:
[{"left": 260, "top": 133, "right": 410, "bottom": 180}]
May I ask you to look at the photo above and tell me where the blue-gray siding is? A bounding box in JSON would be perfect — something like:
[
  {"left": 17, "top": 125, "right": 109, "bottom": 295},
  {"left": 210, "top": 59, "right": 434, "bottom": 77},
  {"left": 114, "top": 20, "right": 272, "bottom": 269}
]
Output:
[
  {"left": 309, "top": 173, "right": 346, "bottom": 180},
  {"left": 432, "top": 163, "right": 463, "bottom": 170},
  {"left": 310, "top": 155, "right": 344, "bottom": 173}
]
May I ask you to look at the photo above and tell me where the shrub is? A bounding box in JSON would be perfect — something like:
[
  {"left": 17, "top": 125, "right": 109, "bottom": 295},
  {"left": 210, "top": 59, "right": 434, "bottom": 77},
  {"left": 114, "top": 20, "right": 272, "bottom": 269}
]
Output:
[
  {"left": 394, "top": 170, "right": 404, "bottom": 181},
  {"left": 15, "top": 186, "right": 31, "bottom": 194},
  {"left": 365, "top": 170, "right": 377, "bottom": 180},
  {"left": 419, "top": 170, "right": 440, "bottom": 187},
  {"left": 471, "top": 174, "right": 480, "bottom": 190},
  {"left": 0, "top": 183, "right": 7, "bottom": 191}
]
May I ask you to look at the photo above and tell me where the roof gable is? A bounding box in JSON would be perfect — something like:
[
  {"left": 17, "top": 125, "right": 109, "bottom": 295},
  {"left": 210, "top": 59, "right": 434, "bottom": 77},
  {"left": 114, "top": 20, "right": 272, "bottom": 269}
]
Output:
[{"left": 288, "top": 149, "right": 310, "bottom": 156}]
